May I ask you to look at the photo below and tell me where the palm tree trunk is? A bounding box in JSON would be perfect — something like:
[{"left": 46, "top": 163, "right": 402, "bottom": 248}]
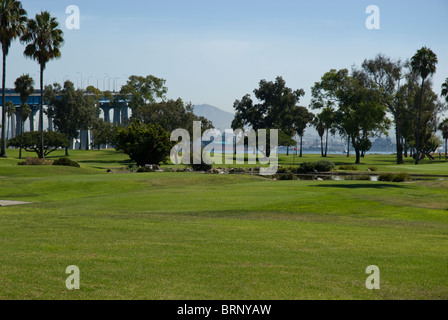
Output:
[
  {"left": 415, "top": 78, "right": 425, "bottom": 165},
  {"left": 1, "top": 52, "right": 7, "bottom": 158},
  {"left": 320, "top": 136, "right": 324, "bottom": 157},
  {"left": 445, "top": 138, "right": 447, "bottom": 160},
  {"left": 39, "top": 64, "right": 45, "bottom": 159},
  {"left": 299, "top": 135, "right": 303, "bottom": 158},
  {"left": 395, "top": 121, "right": 404, "bottom": 164},
  {"left": 19, "top": 120, "right": 24, "bottom": 159},
  {"left": 7, "top": 114, "right": 10, "bottom": 140},
  {"left": 346, "top": 137, "right": 350, "bottom": 157},
  {"left": 325, "top": 129, "right": 329, "bottom": 157}
]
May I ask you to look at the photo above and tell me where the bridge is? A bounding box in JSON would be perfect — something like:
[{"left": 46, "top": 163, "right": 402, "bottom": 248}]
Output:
[{"left": 2, "top": 89, "right": 130, "bottom": 149}]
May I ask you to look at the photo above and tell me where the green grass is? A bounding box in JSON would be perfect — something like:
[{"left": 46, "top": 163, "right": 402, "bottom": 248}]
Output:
[{"left": 0, "top": 149, "right": 447, "bottom": 299}]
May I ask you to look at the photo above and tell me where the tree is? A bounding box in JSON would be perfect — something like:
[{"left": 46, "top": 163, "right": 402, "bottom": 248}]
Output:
[
  {"left": 442, "top": 78, "right": 448, "bottom": 104},
  {"left": 362, "top": 54, "right": 406, "bottom": 164},
  {"left": 438, "top": 119, "right": 448, "bottom": 159},
  {"left": 312, "top": 115, "right": 325, "bottom": 157},
  {"left": 45, "top": 81, "right": 97, "bottom": 156},
  {"left": 14, "top": 74, "right": 34, "bottom": 159},
  {"left": 17, "top": 103, "right": 30, "bottom": 158},
  {"left": 8, "top": 130, "right": 69, "bottom": 157},
  {"left": 0, "top": 0, "right": 27, "bottom": 157},
  {"left": 20, "top": 11, "right": 64, "bottom": 159},
  {"left": 132, "top": 98, "right": 213, "bottom": 136},
  {"left": 119, "top": 75, "right": 167, "bottom": 111},
  {"left": 232, "top": 76, "right": 305, "bottom": 157},
  {"left": 5, "top": 100, "right": 14, "bottom": 139},
  {"left": 91, "top": 118, "right": 115, "bottom": 150},
  {"left": 115, "top": 120, "right": 172, "bottom": 166},
  {"left": 312, "top": 68, "right": 389, "bottom": 164},
  {"left": 291, "top": 106, "right": 314, "bottom": 157},
  {"left": 410, "top": 47, "right": 438, "bottom": 164}
]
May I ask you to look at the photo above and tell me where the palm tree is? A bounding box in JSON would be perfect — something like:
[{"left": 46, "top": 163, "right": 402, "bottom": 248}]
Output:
[
  {"left": 438, "top": 119, "right": 448, "bottom": 160},
  {"left": 5, "top": 100, "right": 13, "bottom": 139},
  {"left": 0, "top": 0, "right": 27, "bottom": 157},
  {"left": 14, "top": 74, "right": 34, "bottom": 159},
  {"left": 20, "top": 11, "right": 63, "bottom": 158},
  {"left": 410, "top": 47, "right": 438, "bottom": 164},
  {"left": 442, "top": 78, "right": 448, "bottom": 103}
]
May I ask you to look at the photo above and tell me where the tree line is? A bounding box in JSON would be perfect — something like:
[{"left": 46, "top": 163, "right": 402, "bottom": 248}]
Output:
[{"left": 232, "top": 50, "right": 448, "bottom": 164}]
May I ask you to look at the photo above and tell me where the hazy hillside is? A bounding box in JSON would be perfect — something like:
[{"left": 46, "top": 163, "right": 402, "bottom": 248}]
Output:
[{"left": 193, "top": 104, "right": 235, "bottom": 131}]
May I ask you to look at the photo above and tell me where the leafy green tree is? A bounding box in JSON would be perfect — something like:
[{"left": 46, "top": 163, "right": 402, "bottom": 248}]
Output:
[
  {"left": 232, "top": 76, "right": 305, "bottom": 157},
  {"left": 410, "top": 47, "right": 438, "bottom": 164},
  {"left": 361, "top": 54, "right": 407, "bottom": 164},
  {"left": 291, "top": 106, "right": 314, "bottom": 157},
  {"left": 0, "top": 0, "right": 27, "bottom": 157},
  {"left": 132, "top": 98, "right": 213, "bottom": 136},
  {"left": 91, "top": 118, "right": 115, "bottom": 150},
  {"left": 20, "top": 11, "right": 64, "bottom": 158},
  {"left": 45, "top": 81, "right": 97, "bottom": 156},
  {"left": 8, "top": 130, "right": 69, "bottom": 157},
  {"left": 119, "top": 75, "right": 167, "bottom": 111},
  {"left": 312, "top": 68, "right": 389, "bottom": 164},
  {"left": 115, "top": 120, "right": 172, "bottom": 166},
  {"left": 438, "top": 119, "right": 448, "bottom": 159}
]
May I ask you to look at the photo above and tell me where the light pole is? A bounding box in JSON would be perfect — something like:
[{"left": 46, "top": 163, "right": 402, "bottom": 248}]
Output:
[
  {"left": 77, "top": 72, "right": 83, "bottom": 89},
  {"left": 104, "top": 73, "right": 110, "bottom": 91}
]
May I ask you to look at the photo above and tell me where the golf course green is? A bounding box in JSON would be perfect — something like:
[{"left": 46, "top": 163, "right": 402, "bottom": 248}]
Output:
[{"left": 0, "top": 149, "right": 447, "bottom": 299}]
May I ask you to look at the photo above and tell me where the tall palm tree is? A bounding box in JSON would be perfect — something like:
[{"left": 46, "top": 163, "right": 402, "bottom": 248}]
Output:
[
  {"left": 20, "top": 11, "right": 63, "bottom": 158},
  {"left": 5, "top": 99, "right": 13, "bottom": 139},
  {"left": 0, "top": 0, "right": 27, "bottom": 157},
  {"left": 442, "top": 78, "right": 448, "bottom": 103},
  {"left": 438, "top": 119, "right": 448, "bottom": 160},
  {"left": 14, "top": 74, "right": 33, "bottom": 158},
  {"left": 410, "top": 47, "right": 438, "bottom": 164}
]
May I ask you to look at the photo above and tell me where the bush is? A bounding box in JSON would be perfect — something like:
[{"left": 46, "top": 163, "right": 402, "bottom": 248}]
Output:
[
  {"left": 314, "top": 160, "right": 335, "bottom": 172},
  {"left": 393, "top": 172, "right": 410, "bottom": 182},
  {"left": 368, "top": 166, "right": 378, "bottom": 172},
  {"left": 338, "top": 165, "right": 358, "bottom": 171},
  {"left": 18, "top": 157, "right": 53, "bottom": 166},
  {"left": 378, "top": 173, "right": 409, "bottom": 182},
  {"left": 298, "top": 162, "right": 316, "bottom": 173},
  {"left": 8, "top": 131, "right": 70, "bottom": 158},
  {"left": 378, "top": 173, "right": 394, "bottom": 182},
  {"left": 52, "top": 157, "right": 80, "bottom": 168},
  {"left": 275, "top": 173, "right": 296, "bottom": 180},
  {"left": 114, "top": 121, "right": 172, "bottom": 167}
]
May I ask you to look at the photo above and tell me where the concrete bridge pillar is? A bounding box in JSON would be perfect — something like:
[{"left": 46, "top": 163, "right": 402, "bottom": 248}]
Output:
[
  {"left": 29, "top": 105, "right": 39, "bottom": 132},
  {"left": 100, "top": 106, "right": 112, "bottom": 123},
  {"left": 113, "top": 107, "right": 121, "bottom": 125}
]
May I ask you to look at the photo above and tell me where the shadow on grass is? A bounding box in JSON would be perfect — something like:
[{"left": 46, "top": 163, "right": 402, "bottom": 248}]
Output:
[{"left": 311, "top": 183, "right": 407, "bottom": 189}]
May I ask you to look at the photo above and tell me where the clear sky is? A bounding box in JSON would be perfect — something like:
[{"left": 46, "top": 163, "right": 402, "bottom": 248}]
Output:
[{"left": 8, "top": 0, "right": 448, "bottom": 114}]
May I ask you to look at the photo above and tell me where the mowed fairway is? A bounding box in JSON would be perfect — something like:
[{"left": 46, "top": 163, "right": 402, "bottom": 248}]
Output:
[{"left": 0, "top": 150, "right": 447, "bottom": 299}]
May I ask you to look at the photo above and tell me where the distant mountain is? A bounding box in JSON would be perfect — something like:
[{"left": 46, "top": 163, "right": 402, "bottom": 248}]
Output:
[{"left": 193, "top": 104, "right": 235, "bottom": 131}]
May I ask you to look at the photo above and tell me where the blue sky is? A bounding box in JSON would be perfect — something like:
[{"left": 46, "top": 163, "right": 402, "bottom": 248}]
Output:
[{"left": 8, "top": 0, "right": 448, "bottom": 114}]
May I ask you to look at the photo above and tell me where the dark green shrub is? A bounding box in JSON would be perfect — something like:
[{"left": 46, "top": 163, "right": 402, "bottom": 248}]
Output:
[
  {"left": 275, "top": 173, "right": 296, "bottom": 180},
  {"left": 368, "top": 166, "right": 378, "bottom": 172},
  {"left": 378, "top": 173, "right": 394, "bottom": 182},
  {"left": 314, "top": 160, "right": 334, "bottom": 172},
  {"left": 393, "top": 172, "right": 410, "bottom": 182},
  {"left": 298, "top": 162, "right": 316, "bottom": 173},
  {"left": 52, "top": 157, "right": 80, "bottom": 168}
]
